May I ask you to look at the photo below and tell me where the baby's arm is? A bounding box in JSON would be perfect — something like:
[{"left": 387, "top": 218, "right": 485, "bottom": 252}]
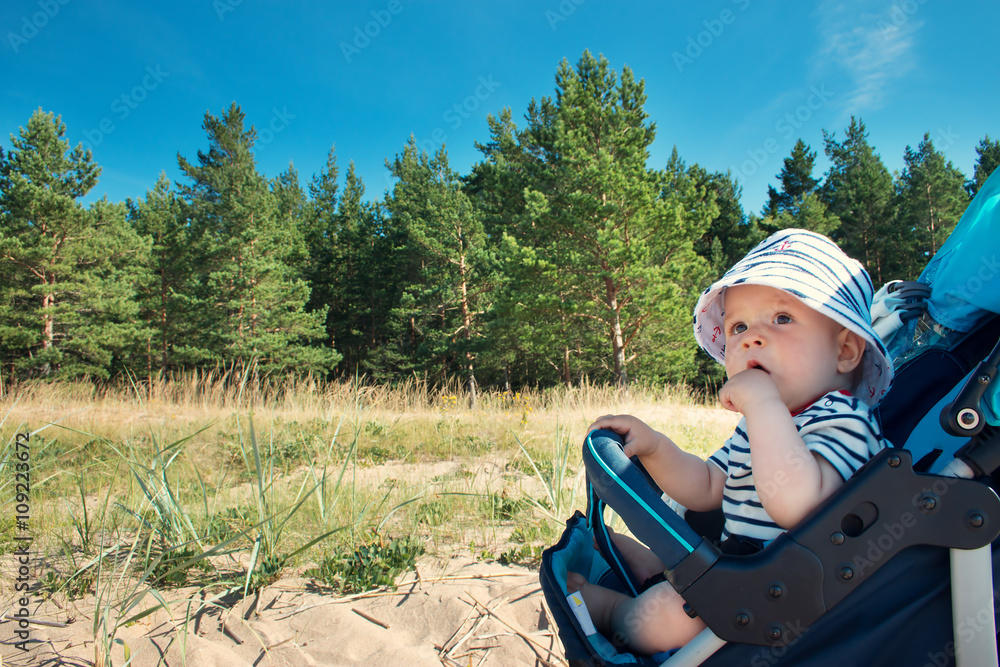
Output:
[
  {"left": 588, "top": 415, "right": 726, "bottom": 512},
  {"left": 718, "top": 370, "right": 844, "bottom": 528}
]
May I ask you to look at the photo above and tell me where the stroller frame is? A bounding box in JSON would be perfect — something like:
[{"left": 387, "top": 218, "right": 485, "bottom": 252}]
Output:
[{"left": 542, "top": 322, "right": 1000, "bottom": 667}]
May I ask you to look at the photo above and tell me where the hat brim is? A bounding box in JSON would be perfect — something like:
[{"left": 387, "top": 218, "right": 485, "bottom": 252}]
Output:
[{"left": 694, "top": 277, "right": 893, "bottom": 406}]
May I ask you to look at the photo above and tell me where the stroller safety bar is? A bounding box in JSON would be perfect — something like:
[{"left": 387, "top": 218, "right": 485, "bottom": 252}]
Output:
[
  {"left": 583, "top": 432, "right": 1000, "bottom": 648},
  {"left": 584, "top": 429, "right": 708, "bottom": 571}
]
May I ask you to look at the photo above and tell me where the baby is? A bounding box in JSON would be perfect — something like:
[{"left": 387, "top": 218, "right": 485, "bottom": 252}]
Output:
[{"left": 567, "top": 229, "right": 893, "bottom": 655}]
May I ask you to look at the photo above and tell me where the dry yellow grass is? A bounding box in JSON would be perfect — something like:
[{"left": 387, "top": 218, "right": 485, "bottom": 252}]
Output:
[
  {"left": 0, "top": 376, "right": 741, "bottom": 665},
  {"left": 1, "top": 375, "right": 738, "bottom": 577}
]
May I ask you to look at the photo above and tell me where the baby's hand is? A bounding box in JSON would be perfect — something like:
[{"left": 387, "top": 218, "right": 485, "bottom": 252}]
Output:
[
  {"left": 718, "top": 369, "right": 782, "bottom": 414},
  {"left": 588, "top": 414, "right": 662, "bottom": 459}
]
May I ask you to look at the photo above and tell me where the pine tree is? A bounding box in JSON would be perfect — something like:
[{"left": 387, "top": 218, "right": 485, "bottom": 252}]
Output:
[
  {"left": 128, "top": 173, "right": 195, "bottom": 374},
  {"left": 177, "top": 103, "right": 336, "bottom": 374},
  {"left": 760, "top": 140, "right": 839, "bottom": 238},
  {"left": 60, "top": 199, "right": 152, "bottom": 378},
  {"left": 820, "top": 117, "right": 894, "bottom": 283},
  {"left": 304, "top": 150, "right": 385, "bottom": 376},
  {"left": 763, "top": 139, "right": 821, "bottom": 218},
  {"left": 517, "top": 51, "right": 712, "bottom": 387},
  {"left": 893, "top": 133, "right": 969, "bottom": 278},
  {"left": 686, "top": 161, "right": 759, "bottom": 279},
  {"left": 0, "top": 109, "right": 150, "bottom": 379},
  {"left": 380, "top": 139, "right": 491, "bottom": 399},
  {"left": 969, "top": 135, "right": 1000, "bottom": 196},
  {"left": 335, "top": 163, "right": 386, "bottom": 376},
  {"left": 0, "top": 110, "right": 99, "bottom": 375},
  {"left": 303, "top": 147, "right": 340, "bottom": 355},
  {"left": 466, "top": 108, "right": 555, "bottom": 388}
]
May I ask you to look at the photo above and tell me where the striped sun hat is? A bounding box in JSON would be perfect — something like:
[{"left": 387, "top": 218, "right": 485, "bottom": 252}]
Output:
[{"left": 693, "top": 229, "right": 893, "bottom": 406}]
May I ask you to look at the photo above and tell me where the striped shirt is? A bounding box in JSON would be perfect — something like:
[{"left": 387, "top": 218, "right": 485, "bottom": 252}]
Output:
[{"left": 708, "top": 391, "right": 887, "bottom": 543}]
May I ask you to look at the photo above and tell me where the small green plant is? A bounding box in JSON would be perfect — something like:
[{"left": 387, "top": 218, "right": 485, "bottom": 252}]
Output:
[
  {"left": 232, "top": 413, "right": 344, "bottom": 599},
  {"left": 481, "top": 491, "right": 526, "bottom": 522},
  {"left": 510, "top": 522, "right": 555, "bottom": 545},
  {"left": 363, "top": 421, "right": 387, "bottom": 437},
  {"left": 414, "top": 500, "right": 449, "bottom": 527},
  {"left": 41, "top": 563, "right": 97, "bottom": 599},
  {"left": 498, "top": 544, "right": 543, "bottom": 565},
  {"left": 307, "top": 534, "right": 424, "bottom": 594},
  {"left": 141, "top": 539, "right": 213, "bottom": 587},
  {"left": 244, "top": 553, "right": 287, "bottom": 593},
  {"left": 0, "top": 514, "right": 17, "bottom": 554}
]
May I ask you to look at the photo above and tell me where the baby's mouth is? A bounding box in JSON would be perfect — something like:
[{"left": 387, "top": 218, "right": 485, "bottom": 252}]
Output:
[{"left": 748, "top": 362, "right": 769, "bottom": 374}]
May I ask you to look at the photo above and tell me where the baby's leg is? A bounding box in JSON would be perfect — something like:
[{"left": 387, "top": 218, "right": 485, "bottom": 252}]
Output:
[
  {"left": 609, "top": 530, "right": 665, "bottom": 583},
  {"left": 567, "top": 572, "right": 704, "bottom": 655}
]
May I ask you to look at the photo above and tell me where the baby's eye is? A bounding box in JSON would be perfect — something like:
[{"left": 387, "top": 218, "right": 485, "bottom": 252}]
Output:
[
  {"left": 729, "top": 322, "right": 747, "bottom": 335},
  {"left": 774, "top": 313, "right": 792, "bottom": 325}
]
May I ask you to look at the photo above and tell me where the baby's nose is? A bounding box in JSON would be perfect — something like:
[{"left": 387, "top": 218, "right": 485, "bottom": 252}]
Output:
[{"left": 742, "top": 333, "right": 765, "bottom": 348}]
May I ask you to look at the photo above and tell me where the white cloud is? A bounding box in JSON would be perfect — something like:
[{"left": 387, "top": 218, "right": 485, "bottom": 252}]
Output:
[{"left": 814, "top": 0, "right": 922, "bottom": 111}]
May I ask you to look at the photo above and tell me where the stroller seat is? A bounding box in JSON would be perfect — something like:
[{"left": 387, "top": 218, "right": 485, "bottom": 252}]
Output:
[{"left": 541, "top": 168, "right": 1000, "bottom": 667}]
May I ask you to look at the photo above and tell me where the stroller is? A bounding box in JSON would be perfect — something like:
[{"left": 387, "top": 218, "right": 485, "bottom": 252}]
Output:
[{"left": 540, "top": 167, "right": 1000, "bottom": 667}]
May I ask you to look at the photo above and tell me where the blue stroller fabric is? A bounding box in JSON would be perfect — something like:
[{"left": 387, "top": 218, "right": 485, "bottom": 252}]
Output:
[
  {"left": 915, "top": 166, "right": 1000, "bottom": 425},
  {"left": 921, "top": 166, "right": 1000, "bottom": 334}
]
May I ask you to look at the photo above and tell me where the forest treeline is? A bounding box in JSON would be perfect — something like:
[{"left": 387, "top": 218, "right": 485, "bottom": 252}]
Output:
[{"left": 2, "top": 51, "right": 998, "bottom": 395}]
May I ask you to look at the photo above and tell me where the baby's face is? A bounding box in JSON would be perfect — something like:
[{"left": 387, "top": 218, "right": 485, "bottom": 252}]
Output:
[{"left": 722, "top": 284, "right": 852, "bottom": 410}]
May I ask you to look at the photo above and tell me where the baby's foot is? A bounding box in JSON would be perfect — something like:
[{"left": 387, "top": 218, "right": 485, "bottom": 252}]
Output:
[{"left": 567, "top": 570, "right": 588, "bottom": 593}]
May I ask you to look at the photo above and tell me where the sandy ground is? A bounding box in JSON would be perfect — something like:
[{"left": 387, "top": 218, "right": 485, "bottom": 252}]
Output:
[{"left": 0, "top": 553, "right": 565, "bottom": 667}]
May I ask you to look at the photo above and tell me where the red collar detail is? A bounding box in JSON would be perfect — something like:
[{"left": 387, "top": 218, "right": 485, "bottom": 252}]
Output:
[{"left": 790, "top": 390, "right": 853, "bottom": 416}]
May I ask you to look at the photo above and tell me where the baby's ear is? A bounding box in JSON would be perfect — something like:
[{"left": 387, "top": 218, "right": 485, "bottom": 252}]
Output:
[{"left": 837, "top": 329, "right": 866, "bottom": 374}]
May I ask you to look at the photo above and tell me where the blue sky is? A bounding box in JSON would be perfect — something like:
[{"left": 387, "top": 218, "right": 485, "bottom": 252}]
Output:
[{"left": 3, "top": 1, "right": 998, "bottom": 216}]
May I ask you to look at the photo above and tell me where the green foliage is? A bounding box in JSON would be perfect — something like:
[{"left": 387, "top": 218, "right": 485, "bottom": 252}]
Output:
[
  {"left": 0, "top": 109, "right": 151, "bottom": 379},
  {"left": 480, "top": 52, "right": 714, "bottom": 388},
  {"left": 480, "top": 491, "right": 527, "bottom": 522},
  {"left": 206, "top": 506, "right": 254, "bottom": 545},
  {"left": 820, "top": 116, "right": 895, "bottom": 284},
  {"left": 176, "top": 103, "right": 338, "bottom": 375},
  {"left": 0, "top": 58, "right": 988, "bottom": 389},
  {"left": 498, "top": 543, "right": 544, "bottom": 566},
  {"left": 763, "top": 139, "right": 822, "bottom": 219},
  {"left": 513, "top": 425, "right": 585, "bottom": 526},
  {"left": 306, "top": 534, "right": 424, "bottom": 594},
  {"left": 369, "top": 140, "right": 491, "bottom": 400},
  {"left": 414, "top": 499, "right": 450, "bottom": 527},
  {"left": 244, "top": 552, "right": 287, "bottom": 593},
  {"left": 970, "top": 135, "right": 1000, "bottom": 197},
  {"left": 892, "top": 133, "right": 970, "bottom": 279},
  {"left": 141, "top": 540, "right": 213, "bottom": 587},
  {"left": 41, "top": 563, "right": 96, "bottom": 599},
  {"left": 0, "top": 514, "right": 17, "bottom": 554}
]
